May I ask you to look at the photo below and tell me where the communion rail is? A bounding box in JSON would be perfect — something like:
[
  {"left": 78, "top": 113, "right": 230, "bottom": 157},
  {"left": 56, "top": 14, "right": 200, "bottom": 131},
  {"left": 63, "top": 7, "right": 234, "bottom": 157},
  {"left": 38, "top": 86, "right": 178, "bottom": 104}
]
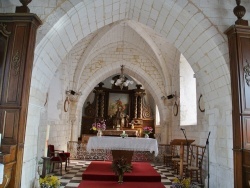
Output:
[{"left": 67, "top": 141, "right": 167, "bottom": 164}]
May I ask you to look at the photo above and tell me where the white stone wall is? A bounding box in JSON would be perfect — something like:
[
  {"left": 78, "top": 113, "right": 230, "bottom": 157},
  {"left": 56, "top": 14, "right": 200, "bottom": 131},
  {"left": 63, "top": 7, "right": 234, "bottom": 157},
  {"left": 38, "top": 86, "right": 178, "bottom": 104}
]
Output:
[{"left": 0, "top": 0, "right": 246, "bottom": 187}]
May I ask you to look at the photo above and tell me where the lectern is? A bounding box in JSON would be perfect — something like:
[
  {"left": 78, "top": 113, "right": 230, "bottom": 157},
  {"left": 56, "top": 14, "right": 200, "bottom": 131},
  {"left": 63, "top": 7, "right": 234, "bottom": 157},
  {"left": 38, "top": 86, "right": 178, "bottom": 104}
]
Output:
[{"left": 170, "top": 139, "right": 195, "bottom": 178}]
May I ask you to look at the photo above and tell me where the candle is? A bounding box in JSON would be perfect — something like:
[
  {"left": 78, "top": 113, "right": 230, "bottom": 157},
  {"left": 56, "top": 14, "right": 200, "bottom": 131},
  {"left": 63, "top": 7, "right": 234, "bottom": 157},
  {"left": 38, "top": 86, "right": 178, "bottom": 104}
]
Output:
[
  {"left": 123, "top": 131, "right": 125, "bottom": 134},
  {"left": 44, "top": 125, "right": 50, "bottom": 157}
]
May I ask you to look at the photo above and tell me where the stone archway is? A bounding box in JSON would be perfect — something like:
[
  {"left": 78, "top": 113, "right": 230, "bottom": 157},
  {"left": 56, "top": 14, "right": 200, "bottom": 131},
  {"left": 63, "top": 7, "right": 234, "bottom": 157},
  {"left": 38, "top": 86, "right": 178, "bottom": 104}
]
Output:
[{"left": 23, "top": 1, "right": 232, "bottom": 187}]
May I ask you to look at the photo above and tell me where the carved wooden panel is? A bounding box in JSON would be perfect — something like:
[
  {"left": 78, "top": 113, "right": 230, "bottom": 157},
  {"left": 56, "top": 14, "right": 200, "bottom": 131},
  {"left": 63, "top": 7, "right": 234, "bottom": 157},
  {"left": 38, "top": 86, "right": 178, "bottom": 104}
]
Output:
[
  {"left": 243, "top": 149, "right": 250, "bottom": 167},
  {"left": 243, "top": 150, "right": 250, "bottom": 187},
  {"left": 243, "top": 117, "right": 250, "bottom": 149},
  {"left": 240, "top": 37, "right": 250, "bottom": 114},
  {"left": 81, "top": 116, "right": 95, "bottom": 135},
  {"left": 0, "top": 109, "right": 19, "bottom": 144},
  {"left": 0, "top": 23, "right": 10, "bottom": 102},
  {"left": 84, "top": 101, "right": 96, "bottom": 117},
  {"left": 142, "top": 98, "right": 153, "bottom": 119},
  {"left": 1, "top": 25, "right": 28, "bottom": 105}
]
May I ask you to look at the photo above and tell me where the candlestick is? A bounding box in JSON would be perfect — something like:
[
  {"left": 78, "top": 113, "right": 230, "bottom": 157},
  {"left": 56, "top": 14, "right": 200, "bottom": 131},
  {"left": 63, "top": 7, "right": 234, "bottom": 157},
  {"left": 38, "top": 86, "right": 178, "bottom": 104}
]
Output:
[{"left": 44, "top": 125, "right": 50, "bottom": 157}]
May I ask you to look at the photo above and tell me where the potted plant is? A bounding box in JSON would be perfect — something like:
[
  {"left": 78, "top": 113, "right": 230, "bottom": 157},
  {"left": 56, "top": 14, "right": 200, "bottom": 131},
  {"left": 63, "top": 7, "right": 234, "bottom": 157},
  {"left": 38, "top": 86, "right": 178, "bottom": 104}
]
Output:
[
  {"left": 112, "top": 157, "right": 132, "bottom": 183},
  {"left": 143, "top": 126, "right": 153, "bottom": 138},
  {"left": 90, "top": 119, "right": 106, "bottom": 136},
  {"left": 39, "top": 175, "right": 60, "bottom": 188},
  {"left": 171, "top": 177, "right": 191, "bottom": 188}
]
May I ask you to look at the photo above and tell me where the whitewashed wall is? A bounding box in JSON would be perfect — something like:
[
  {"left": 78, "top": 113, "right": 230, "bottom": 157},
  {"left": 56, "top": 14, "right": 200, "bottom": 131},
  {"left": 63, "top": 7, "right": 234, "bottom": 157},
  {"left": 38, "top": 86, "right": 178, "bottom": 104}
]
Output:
[{"left": 0, "top": 0, "right": 245, "bottom": 187}]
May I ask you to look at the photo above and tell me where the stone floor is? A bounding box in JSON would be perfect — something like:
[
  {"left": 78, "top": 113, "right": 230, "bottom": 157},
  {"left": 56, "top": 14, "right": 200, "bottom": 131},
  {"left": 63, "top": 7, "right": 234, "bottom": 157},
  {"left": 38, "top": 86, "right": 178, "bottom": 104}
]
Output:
[{"left": 49, "top": 160, "right": 203, "bottom": 188}]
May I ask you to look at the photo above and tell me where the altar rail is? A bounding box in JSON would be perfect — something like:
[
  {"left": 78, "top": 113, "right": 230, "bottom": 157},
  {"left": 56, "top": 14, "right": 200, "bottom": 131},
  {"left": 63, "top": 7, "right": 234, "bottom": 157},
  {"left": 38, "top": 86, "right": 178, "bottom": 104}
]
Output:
[{"left": 67, "top": 141, "right": 167, "bottom": 164}]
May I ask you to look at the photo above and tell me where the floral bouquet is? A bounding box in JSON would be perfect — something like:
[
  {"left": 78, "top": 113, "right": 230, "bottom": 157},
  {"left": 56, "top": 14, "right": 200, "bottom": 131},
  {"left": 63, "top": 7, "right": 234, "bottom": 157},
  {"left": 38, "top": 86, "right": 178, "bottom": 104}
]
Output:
[
  {"left": 112, "top": 157, "right": 132, "bottom": 176},
  {"left": 39, "top": 175, "right": 60, "bottom": 188},
  {"left": 143, "top": 126, "right": 153, "bottom": 135},
  {"left": 172, "top": 177, "right": 191, "bottom": 188},
  {"left": 91, "top": 120, "right": 106, "bottom": 131}
]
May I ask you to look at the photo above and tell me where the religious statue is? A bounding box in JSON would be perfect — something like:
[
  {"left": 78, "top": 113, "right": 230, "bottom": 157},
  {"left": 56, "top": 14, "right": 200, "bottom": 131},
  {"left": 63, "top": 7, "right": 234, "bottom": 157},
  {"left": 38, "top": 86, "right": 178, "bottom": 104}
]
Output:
[
  {"left": 130, "top": 120, "right": 135, "bottom": 129},
  {"left": 114, "top": 106, "right": 125, "bottom": 128},
  {"left": 125, "top": 115, "right": 129, "bottom": 128}
]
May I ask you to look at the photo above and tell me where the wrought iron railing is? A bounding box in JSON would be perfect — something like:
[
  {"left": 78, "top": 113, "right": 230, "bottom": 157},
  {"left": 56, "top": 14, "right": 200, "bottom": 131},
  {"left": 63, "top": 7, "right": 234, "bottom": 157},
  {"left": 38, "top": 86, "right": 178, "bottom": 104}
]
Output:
[{"left": 67, "top": 141, "right": 166, "bottom": 164}]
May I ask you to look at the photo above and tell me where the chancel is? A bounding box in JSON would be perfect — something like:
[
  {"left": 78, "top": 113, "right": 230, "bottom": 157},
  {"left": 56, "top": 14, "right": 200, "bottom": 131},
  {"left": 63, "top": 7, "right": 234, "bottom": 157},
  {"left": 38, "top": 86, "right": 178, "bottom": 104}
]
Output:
[{"left": 0, "top": 1, "right": 249, "bottom": 188}]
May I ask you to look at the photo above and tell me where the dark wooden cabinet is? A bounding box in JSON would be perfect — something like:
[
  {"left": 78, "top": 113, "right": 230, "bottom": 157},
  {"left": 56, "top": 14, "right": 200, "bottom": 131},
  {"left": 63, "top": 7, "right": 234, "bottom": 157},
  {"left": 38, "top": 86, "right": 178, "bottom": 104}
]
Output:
[
  {"left": 0, "top": 14, "right": 41, "bottom": 188},
  {"left": 226, "top": 25, "right": 250, "bottom": 188}
]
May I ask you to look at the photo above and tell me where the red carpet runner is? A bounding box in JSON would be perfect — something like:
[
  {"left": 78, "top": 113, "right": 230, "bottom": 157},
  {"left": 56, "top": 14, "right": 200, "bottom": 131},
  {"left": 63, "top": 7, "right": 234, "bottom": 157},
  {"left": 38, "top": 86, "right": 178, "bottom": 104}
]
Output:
[
  {"left": 82, "top": 161, "right": 161, "bottom": 182},
  {"left": 79, "top": 161, "right": 164, "bottom": 188},
  {"left": 78, "top": 180, "right": 165, "bottom": 188}
]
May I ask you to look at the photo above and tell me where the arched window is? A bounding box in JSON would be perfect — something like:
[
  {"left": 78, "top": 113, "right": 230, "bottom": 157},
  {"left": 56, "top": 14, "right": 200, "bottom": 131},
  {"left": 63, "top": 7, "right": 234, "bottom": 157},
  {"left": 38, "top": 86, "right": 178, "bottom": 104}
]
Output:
[
  {"left": 180, "top": 54, "right": 197, "bottom": 126},
  {"left": 155, "top": 105, "right": 160, "bottom": 126}
]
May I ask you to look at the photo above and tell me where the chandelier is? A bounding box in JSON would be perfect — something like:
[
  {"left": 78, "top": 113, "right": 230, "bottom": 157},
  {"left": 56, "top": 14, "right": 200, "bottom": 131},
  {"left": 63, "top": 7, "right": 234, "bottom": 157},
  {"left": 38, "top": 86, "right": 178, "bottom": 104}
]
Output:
[{"left": 111, "top": 65, "right": 133, "bottom": 89}]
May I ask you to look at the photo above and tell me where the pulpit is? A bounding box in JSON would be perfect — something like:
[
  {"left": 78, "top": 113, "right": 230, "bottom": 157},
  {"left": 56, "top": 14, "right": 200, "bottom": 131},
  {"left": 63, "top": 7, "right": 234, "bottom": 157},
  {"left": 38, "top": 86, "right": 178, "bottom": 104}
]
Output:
[{"left": 170, "top": 139, "right": 195, "bottom": 178}]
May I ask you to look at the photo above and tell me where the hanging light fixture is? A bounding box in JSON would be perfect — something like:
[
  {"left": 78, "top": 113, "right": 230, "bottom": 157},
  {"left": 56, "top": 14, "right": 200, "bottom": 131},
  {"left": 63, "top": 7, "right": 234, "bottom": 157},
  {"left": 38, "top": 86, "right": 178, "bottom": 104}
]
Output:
[{"left": 111, "top": 65, "right": 133, "bottom": 89}]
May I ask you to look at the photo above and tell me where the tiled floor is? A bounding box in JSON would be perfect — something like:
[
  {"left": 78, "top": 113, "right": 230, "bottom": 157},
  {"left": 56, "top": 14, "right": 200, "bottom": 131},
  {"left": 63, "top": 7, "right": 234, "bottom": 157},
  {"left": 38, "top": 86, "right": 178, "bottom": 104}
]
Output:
[{"left": 50, "top": 160, "right": 179, "bottom": 188}]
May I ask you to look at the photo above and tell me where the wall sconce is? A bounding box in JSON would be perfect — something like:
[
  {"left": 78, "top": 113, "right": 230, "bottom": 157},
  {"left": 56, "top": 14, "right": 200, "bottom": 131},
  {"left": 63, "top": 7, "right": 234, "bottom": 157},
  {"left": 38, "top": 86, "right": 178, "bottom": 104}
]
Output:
[
  {"left": 66, "top": 90, "right": 82, "bottom": 102},
  {"left": 167, "top": 91, "right": 177, "bottom": 99},
  {"left": 167, "top": 94, "right": 175, "bottom": 99},
  {"left": 161, "top": 96, "right": 166, "bottom": 100}
]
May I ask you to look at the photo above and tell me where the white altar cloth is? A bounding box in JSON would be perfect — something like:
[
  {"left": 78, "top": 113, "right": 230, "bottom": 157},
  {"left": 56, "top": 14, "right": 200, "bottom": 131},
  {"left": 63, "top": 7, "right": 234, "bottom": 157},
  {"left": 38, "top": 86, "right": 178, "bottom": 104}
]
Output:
[{"left": 86, "top": 136, "right": 158, "bottom": 156}]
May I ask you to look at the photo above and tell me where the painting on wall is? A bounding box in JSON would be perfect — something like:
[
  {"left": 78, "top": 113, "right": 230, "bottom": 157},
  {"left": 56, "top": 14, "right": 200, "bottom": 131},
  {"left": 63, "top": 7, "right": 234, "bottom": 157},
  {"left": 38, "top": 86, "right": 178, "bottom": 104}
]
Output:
[{"left": 108, "top": 93, "right": 129, "bottom": 116}]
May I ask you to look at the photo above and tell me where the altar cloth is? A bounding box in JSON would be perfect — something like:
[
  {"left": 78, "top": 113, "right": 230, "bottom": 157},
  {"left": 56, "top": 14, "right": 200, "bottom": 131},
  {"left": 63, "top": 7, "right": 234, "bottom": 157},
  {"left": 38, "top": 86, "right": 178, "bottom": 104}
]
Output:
[{"left": 86, "top": 136, "right": 158, "bottom": 156}]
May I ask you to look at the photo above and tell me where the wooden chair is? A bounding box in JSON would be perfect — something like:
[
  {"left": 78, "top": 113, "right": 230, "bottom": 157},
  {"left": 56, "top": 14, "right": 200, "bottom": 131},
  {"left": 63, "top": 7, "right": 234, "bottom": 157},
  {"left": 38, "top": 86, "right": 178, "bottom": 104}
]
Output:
[
  {"left": 48, "top": 145, "right": 70, "bottom": 175},
  {"left": 169, "top": 145, "right": 181, "bottom": 173},
  {"left": 185, "top": 145, "right": 206, "bottom": 184},
  {"left": 48, "top": 144, "right": 70, "bottom": 163},
  {"left": 177, "top": 144, "right": 195, "bottom": 175},
  {"left": 163, "top": 144, "right": 172, "bottom": 167}
]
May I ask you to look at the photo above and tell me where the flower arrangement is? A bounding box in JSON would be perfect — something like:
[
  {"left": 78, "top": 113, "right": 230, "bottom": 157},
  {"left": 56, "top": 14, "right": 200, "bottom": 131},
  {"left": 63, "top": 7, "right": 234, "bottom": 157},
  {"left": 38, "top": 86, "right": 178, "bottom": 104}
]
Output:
[
  {"left": 143, "top": 126, "right": 153, "bottom": 134},
  {"left": 39, "top": 175, "right": 60, "bottom": 188},
  {"left": 112, "top": 156, "right": 132, "bottom": 183},
  {"left": 91, "top": 119, "right": 106, "bottom": 131},
  {"left": 172, "top": 177, "right": 191, "bottom": 188}
]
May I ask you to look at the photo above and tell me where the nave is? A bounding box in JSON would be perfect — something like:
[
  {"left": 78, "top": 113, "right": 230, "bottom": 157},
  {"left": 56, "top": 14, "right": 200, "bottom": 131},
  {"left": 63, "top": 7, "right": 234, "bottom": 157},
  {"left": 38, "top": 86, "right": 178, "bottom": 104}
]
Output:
[{"left": 50, "top": 160, "right": 178, "bottom": 188}]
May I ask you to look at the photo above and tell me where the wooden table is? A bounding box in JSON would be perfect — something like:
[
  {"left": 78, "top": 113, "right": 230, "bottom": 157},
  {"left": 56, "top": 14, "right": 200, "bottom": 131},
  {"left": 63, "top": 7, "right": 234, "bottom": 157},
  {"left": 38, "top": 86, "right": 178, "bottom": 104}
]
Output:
[{"left": 170, "top": 139, "right": 195, "bottom": 178}]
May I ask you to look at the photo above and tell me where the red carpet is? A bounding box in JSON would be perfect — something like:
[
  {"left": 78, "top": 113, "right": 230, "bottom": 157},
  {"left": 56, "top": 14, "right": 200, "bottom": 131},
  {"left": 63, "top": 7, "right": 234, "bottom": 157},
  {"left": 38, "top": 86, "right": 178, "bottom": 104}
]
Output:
[
  {"left": 78, "top": 180, "right": 165, "bottom": 188},
  {"left": 82, "top": 161, "right": 161, "bottom": 182}
]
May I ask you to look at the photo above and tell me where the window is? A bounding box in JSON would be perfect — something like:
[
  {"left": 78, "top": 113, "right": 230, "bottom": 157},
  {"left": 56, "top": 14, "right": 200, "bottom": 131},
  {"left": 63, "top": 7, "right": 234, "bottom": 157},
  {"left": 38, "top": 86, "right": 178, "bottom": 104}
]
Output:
[
  {"left": 180, "top": 54, "right": 197, "bottom": 125},
  {"left": 155, "top": 105, "right": 160, "bottom": 126}
]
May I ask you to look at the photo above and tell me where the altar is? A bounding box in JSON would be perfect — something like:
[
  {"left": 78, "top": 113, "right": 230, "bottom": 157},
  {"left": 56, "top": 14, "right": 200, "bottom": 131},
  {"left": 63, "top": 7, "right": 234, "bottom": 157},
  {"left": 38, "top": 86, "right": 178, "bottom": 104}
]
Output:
[
  {"left": 102, "top": 129, "right": 138, "bottom": 137},
  {"left": 86, "top": 136, "right": 158, "bottom": 163}
]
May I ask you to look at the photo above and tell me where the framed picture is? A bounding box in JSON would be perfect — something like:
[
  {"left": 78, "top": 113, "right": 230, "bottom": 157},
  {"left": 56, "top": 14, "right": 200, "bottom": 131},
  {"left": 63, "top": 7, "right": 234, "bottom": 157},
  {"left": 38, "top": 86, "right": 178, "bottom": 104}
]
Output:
[{"left": 108, "top": 93, "right": 129, "bottom": 116}]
